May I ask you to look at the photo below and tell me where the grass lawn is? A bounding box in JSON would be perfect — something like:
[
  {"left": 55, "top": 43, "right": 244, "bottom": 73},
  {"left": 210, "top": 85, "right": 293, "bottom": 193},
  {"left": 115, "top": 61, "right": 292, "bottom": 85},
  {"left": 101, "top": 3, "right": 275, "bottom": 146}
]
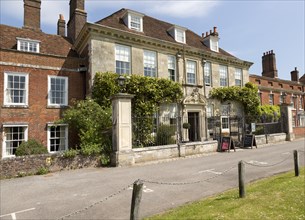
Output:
[{"left": 145, "top": 167, "right": 305, "bottom": 220}]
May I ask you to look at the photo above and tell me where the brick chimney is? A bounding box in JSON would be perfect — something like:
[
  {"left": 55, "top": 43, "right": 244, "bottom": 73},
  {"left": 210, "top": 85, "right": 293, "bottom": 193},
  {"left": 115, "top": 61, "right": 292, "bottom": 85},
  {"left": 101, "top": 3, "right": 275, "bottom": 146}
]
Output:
[
  {"left": 290, "top": 67, "right": 299, "bottom": 82},
  {"left": 262, "top": 50, "right": 278, "bottom": 78},
  {"left": 67, "top": 0, "right": 87, "bottom": 42},
  {"left": 57, "top": 14, "right": 66, "bottom": 36},
  {"left": 23, "top": 0, "right": 41, "bottom": 31}
]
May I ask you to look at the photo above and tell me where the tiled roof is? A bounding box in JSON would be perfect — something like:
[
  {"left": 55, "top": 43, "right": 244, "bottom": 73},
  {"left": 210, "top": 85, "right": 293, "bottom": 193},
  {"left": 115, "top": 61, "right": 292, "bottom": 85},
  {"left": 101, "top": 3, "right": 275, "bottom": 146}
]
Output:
[
  {"left": 96, "top": 8, "right": 236, "bottom": 58},
  {"left": 300, "top": 74, "right": 305, "bottom": 84},
  {"left": 0, "top": 24, "right": 78, "bottom": 57}
]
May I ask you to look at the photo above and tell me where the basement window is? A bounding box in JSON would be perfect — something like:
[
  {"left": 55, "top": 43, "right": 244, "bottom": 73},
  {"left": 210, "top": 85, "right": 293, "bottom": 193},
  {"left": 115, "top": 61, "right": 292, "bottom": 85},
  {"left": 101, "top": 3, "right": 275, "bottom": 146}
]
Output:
[{"left": 17, "top": 37, "right": 40, "bottom": 53}]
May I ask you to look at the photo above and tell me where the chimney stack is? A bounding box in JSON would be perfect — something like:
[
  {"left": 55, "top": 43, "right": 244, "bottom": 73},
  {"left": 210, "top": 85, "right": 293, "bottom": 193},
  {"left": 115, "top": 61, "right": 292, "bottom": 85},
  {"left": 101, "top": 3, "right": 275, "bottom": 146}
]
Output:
[
  {"left": 67, "top": 0, "right": 87, "bottom": 42},
  {"left": 290, "top": 67, "right": 299, "bottom": 82},
  {"left": 262, "top": 50, "right": 278, "bottom": 78},
  {"left": 23, "top": 0, "right": 41, "bottom": 31},
  {"left": 57, "top": 14, "right": 66, "bottom": 36}
]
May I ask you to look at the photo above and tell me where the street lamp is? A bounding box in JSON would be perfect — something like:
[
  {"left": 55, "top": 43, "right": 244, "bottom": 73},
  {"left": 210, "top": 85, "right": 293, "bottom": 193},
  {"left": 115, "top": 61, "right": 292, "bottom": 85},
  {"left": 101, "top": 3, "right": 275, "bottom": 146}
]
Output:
[{"left": 117, "top": 75, "right": 126, "bottom": 93}]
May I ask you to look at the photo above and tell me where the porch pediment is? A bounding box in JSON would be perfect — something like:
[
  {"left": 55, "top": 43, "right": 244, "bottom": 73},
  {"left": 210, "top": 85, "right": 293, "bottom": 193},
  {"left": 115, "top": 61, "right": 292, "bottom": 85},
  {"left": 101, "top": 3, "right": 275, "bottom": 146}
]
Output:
[{"left": 183, "top": 88, "right": 206, "bottom": 105}]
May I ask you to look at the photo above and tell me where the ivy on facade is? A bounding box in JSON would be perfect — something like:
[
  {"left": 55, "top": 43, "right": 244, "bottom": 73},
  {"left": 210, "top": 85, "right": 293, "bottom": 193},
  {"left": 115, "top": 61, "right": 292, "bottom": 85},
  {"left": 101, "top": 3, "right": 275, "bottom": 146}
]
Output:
[
  {"left": 209, "top": 82, "right": 261, "bottom": 118},
  {"left": 92, "top": 72, "right": 183, "bottom": 116}
]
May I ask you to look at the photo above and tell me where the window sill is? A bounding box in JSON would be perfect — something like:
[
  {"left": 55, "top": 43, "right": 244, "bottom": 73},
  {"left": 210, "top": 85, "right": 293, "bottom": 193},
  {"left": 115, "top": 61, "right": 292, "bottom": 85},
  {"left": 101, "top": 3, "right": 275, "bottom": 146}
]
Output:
[
  {"left": 2, "top": 105, "right": 29, "bottom": 109},
  {"left": 47, "top": 105, "right": 69, "bottom": 109},
  {"left": 183, "top": 84, "right": 203, "bottom": 88}
]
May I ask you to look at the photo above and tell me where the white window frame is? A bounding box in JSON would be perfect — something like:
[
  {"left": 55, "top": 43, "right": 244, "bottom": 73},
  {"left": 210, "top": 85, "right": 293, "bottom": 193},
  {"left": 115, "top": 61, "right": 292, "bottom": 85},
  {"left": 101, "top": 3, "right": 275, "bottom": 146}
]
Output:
[
  {"left": 206, "top": 104, "right": 214, "bottom": 118},
  {"left": 219, "top": 65, "right": 228, "bottom": 87},
  {"left": 47, "top": 124, "right": 68, "bottom": 153},
  {"left": 4, "top": 72, "right": 29, "bottom": 106},
  {"left": 17, "top": 37, "right": 40, "bottom": 53},
  {"left": 269, "top": 93, "right": 274, "bottom": 105},
  {"left": 299, "top": 96, "right": 303, "bottom": 110},
  {"left": 221, "top": 116, "right": 230, "bottom": 133},
  {"left": 2, "top": 124, "right": 28, "bottom": 158},
  {"left": 115, "top": 44, "right": 131, "bottom": 74},
  {"left": 279, "top": 93, "right": 283, "bottom": 104},
  {"left": 126, "top": 12, "right": 143, "bottom": 32},
  {"left": 210, "top": 38, "right": 219, "bottom": 52},
  {"left": 175, "top": 28, "right": 186, "bottom": 44},
  {"left": 235, "top": 68, "right": 242, "bottom": 86},
  {"left": 48, "top": 76, "right": 68, "bottom": 107},
  {"left": 168, "top": 55, "right": 176, "bottom": 81},
  {"left": 187, "top": 60, "right": 197, "bottom": 85},
  {"left": 204, "top": 61, "right": 212, "bottom": 86},
  {"left": 144, "top": 50, "right": 157, "bottom": 77}
]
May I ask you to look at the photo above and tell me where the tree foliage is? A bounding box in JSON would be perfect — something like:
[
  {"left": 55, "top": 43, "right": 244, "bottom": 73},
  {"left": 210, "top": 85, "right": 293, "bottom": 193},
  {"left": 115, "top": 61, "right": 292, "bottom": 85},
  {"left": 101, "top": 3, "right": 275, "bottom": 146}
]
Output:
[
  {"left": 259, "top": 105, "right": 280, "bottom": 122},
  {"left": 209, "top": 82, "right": 260, "bottom": 118}
]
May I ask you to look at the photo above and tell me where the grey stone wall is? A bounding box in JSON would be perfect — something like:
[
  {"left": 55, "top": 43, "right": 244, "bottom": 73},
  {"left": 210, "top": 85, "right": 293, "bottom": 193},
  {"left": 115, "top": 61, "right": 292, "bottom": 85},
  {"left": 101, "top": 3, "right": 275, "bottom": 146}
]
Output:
[{"left": 0, "top": 154, "right": 101, "bottom": 179}]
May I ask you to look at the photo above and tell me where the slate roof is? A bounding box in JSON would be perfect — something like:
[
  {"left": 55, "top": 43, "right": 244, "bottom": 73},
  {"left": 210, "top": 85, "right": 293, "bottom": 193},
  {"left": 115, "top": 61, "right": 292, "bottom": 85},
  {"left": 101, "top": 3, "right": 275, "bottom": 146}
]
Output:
[
  {"left": 96, "top": 8, "right": 236, "bottom": 58},
  {"left": 0, "top": 24, "right": 78, "bottom": 57}
]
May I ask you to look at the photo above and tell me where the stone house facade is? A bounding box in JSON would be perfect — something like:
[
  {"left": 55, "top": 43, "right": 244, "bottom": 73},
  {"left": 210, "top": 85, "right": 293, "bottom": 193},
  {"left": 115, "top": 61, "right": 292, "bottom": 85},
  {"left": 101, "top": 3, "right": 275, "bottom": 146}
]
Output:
[
  {"left": 249, "top": 51, "right": 305, "bottom": 136},
  {"left": 0, "top": 0, "right": 253, "bottom": 158},
  {"left": 74, "top": 7, "right": 252, "bottom": 142}
]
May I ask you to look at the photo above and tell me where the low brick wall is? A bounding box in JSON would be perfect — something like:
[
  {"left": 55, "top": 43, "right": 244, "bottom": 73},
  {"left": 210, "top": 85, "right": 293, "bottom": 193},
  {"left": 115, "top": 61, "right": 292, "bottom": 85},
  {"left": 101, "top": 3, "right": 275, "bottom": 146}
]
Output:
[
  {"left": 293, "top": 127, "right": 305, "bottom": 139},
  {"left": 255, "top": 133, "right": 287, "bottom": 145},
  {"left": 115, "top": 141, "right": 218, "bottom": 166},
  {"left": 0, "top": 154, "right": 101, "bottom": 179}
]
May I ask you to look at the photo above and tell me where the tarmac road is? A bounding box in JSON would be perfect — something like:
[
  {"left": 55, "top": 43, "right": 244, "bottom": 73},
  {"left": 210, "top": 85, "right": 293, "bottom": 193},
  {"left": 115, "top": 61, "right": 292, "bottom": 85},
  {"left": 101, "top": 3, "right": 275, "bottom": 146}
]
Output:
[{"left": 0, "top": 139, "right": 304, "bottom": 220}]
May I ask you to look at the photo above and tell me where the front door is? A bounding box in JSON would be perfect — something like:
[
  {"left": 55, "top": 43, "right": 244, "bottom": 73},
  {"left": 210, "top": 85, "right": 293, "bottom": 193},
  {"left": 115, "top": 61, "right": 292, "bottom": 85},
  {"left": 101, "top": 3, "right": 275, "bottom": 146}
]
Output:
[{"left": 188, "top": 112, "right": 200, "bottom": 141}]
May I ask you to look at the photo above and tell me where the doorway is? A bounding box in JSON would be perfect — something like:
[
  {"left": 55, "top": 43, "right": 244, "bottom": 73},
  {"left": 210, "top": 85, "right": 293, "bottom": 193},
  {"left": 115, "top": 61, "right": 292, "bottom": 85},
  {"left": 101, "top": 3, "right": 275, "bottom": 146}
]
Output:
[{"left": 188, "top": 112, "right": 200, "bottom": 141}]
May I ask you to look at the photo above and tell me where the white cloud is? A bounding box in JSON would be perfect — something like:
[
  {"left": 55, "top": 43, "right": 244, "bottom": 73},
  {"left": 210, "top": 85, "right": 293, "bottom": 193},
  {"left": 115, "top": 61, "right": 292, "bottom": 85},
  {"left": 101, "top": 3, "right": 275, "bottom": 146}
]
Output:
[
  {"left": 41, "top": 0, "right": 69, "bottom": 26},
  {"left": 86, "top": 0, "right": 221, "bottom": 19},
  {"left": 148, "top": 1, "right": 221, "bottom": 18}
]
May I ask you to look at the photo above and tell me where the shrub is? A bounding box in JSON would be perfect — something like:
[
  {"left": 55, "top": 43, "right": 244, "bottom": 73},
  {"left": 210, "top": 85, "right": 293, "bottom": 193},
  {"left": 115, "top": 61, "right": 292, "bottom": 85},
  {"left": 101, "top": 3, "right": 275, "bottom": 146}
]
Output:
[
  {"left": 15, "top": 139, "right": 48, "bottom": 156},
  {"left": 36, "top": 167, "right": 49, "bottom": 175},
  {"left": 155, "top": 124, "right": 176, "bottom": 145},
  {"left": 63, "top": 149, "right": 79, "bottom": 158},
  {"left": 60, "top": 98, "right": 112, "bottom": 159}
]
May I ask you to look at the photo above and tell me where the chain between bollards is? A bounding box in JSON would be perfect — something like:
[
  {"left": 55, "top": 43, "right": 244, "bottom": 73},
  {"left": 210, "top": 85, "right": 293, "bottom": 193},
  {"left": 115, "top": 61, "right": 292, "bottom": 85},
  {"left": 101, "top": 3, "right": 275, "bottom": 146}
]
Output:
[{"left": 238, "top": 160, "right": 246, "bottom": 198}]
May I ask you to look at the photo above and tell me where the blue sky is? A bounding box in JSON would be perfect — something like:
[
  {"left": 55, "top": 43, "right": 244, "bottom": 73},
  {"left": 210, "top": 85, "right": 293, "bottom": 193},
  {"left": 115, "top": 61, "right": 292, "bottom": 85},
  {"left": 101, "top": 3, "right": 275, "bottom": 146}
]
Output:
[{"left": 1, "top": 0, "right": 304, "bottom": 80}]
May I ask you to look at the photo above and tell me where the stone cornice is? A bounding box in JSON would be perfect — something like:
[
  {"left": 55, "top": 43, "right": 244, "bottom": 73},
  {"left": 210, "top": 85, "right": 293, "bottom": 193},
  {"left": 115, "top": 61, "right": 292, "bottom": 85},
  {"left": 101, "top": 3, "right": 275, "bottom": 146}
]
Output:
[
  {"left": 258, "top": 85, "right": 304, "bottom": 95},
  {"left": 74, "top": 22, "right": 253, "bottom": 69},
  {"left": 0, "top": 48, "right": 82, "bottom": 60},
  {"left": 250, "top": 74, "right": 305, "bottom": 86},
  {"left": 0, "top": 61, "right": 82, "bottom": 72}
]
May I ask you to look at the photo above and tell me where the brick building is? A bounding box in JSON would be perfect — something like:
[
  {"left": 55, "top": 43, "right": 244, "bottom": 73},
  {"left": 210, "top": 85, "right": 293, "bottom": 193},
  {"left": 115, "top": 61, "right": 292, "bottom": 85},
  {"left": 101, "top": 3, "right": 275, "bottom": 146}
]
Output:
[
  {"left": 249, "top": 51, "right": 305, "bottom": 136},
  {"left": 0, "top": 0, "right": 86, "bottom": 158},
  {"left": 1, "top": 0, "right": 254, "bottom": 158}
]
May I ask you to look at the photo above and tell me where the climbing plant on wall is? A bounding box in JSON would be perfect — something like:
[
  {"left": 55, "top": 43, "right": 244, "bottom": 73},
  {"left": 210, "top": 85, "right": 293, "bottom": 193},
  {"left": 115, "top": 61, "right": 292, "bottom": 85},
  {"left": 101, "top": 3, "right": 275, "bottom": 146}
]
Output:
[
  {"left": 93, "top": 72, "right": 183, "bottom": 147},
  {"left": 209, "top": 82, "right": 261, "bottom": 120},
  {"left": 92, "top": 72, "right": 183, "bottom": 116}
]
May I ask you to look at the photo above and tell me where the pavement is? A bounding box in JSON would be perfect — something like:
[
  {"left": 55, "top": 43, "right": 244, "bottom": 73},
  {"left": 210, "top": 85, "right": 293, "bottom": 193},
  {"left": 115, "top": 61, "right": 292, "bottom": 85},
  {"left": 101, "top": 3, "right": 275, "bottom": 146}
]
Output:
[{"left": 0, "top": 139, "right": 304, "bottom": 220}]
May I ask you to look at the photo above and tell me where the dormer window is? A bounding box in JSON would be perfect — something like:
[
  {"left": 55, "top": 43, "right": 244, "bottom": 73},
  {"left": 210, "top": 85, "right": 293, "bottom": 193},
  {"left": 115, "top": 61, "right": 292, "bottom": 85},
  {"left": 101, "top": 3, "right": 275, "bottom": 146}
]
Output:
[
  {"left": 130, "top": 15, "right": 141, "bottom": 31},
  {"left": 176, "top": 29, "right": 185, "bottom": 43},
  {"left": 203, "top": 27, "right": 219, "bottom": 52},
  {"left": 123, "top": 10, "right": 144, "bottom": 32},
  {"left": 168, "top": 25, "right": 187, "bottom": 44},
  {"left": 17, "top": 37, "right": 40, "bottom": 53},
  {"left": 210, "top": 38, "right": 218, "bottom": 52}
]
